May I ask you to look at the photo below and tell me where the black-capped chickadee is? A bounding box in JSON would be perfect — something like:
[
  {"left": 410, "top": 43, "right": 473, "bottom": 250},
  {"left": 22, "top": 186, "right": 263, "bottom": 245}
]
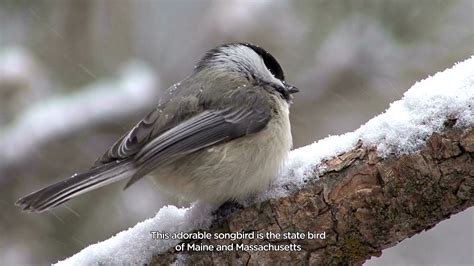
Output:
[{"left": 16, "top": 43, "right": 299, "bottom": 212}]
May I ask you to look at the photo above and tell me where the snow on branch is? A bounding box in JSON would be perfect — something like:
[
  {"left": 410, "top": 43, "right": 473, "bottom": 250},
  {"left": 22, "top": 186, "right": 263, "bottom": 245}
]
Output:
[
  {"left": 0, "top": 62, "right": 159, "bottom": 168},
  {"left": 56, "top": 57, "right": 473, "bottom": 265}
]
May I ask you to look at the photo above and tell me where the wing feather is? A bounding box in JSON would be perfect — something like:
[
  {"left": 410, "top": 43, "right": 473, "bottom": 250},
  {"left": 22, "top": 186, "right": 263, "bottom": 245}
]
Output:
[
  {"left": 124, "top": 90, "right": 272, "bottom": 188},
  {"left": 94, "top": 106, "right": 162, "bottom": 166},
  {"left": 94, "top": 87, "right": 272, "bottom": 188}
]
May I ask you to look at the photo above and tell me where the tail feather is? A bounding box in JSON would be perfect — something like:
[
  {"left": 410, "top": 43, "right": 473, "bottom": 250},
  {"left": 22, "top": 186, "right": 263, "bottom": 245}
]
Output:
[{"left": 16, "top": 160, "right": 134, "bottom": 212}]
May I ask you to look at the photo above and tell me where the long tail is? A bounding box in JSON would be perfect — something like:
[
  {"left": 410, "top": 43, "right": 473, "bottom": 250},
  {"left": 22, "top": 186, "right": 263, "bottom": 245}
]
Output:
[{"left": 16, "top": 160, "right": 135, "bottom": 212}]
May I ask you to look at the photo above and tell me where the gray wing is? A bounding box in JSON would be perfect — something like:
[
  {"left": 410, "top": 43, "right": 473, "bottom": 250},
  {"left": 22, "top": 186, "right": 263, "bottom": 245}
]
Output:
[
  {"left": 124, "top": 90, "right": 272, "bottom": 188},
  {"left": 94, "top": 108, "right": 163, "bottom": 166}
]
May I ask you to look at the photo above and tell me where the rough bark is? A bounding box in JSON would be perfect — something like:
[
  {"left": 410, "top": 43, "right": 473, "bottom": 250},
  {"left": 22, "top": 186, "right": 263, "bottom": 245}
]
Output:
[{"left": 150, "top": 123, "right": 474, "bottom": 265}]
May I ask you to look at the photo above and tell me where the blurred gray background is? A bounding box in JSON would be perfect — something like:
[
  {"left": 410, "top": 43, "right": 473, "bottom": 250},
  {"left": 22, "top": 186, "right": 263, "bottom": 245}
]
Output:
[{"left": 0, "top": 0, "right": 473, "bottom": 264}]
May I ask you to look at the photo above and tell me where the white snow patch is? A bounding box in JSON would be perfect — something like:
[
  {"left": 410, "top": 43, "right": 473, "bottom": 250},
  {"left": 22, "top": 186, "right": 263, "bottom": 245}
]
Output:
[
  {"left": 55, "top": 203, "right": 214, "bottom": 265},
  {"left": 57, "top": 57, "right": 473, "bottom": 264},
  {"left": 265, "top": 56, "right": 473, "bottom": 199}
]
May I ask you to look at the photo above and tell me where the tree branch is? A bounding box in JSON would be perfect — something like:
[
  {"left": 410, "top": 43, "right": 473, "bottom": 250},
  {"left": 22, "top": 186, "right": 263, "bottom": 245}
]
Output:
[
  {"left": 151, "top": 124, "right": 473, "bottom": 265},
  {"left": 56, "top": 57, "right": 474, "bottom": 266}
]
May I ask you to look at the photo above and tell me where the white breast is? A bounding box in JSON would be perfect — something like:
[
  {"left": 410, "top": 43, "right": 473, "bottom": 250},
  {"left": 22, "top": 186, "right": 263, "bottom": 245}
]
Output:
[{"left": 150, "top": 96, "right": 292, "bottom": 205}]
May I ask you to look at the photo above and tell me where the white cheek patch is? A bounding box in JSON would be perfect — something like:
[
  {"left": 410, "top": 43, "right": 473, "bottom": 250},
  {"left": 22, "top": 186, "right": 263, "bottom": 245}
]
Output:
[
  {"left": 265, "top": 67, "right": 285, "bottom": 87},
  {"left": 217, "top": 45, "right": 285, "bottom": 86},
  {"left": 252, "top": 51, "right": 284, "bottom": 87}
]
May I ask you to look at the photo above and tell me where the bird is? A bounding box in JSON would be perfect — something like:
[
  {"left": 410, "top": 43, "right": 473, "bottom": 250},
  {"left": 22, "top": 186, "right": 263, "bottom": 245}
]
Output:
[{"left": 16, "top": 43, "right": 299, "bottom": 212}]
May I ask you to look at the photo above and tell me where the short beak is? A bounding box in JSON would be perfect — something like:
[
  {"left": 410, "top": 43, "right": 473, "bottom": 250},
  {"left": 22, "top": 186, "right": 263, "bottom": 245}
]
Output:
[{"left": 286, "top": 84, "right": 299, "bottom": 94}]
